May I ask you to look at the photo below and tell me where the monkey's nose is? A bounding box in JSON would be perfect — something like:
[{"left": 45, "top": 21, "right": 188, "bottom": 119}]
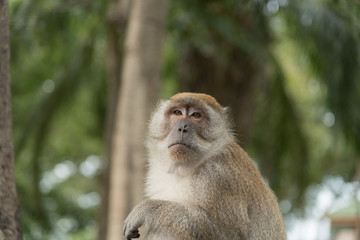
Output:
[{"left": 178, "top": 125, "right": 188, "bottom": 133}]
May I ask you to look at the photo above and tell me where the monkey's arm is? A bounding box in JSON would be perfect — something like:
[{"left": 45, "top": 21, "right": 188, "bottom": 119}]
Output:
[{"left": 123, "top": 199, "right": 218, "bottom": 240}]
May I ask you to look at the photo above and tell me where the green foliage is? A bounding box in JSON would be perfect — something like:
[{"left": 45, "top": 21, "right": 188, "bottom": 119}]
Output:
[
  {"left": 252, "top": 58, "right": 310, "bottom": 210},
  {"left": 260, "top": 0, "right": 360, "bottom": 212},
  {"left": 282, "top": 0, "right": 360, "bottom": 154},
  {"left": 166, "top": 0, "right": 360, "bottom": 215},
  {"left": 9, "top": 0, "right": 360, "bottom": 237},
  {"left": 10, "top": 0, "right": 108, "bottom": 238}
]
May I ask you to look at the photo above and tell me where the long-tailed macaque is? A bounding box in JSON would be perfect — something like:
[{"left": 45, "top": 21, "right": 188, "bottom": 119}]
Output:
[{"left": 124, "top": 92, "right": 287, "bottom": 240}]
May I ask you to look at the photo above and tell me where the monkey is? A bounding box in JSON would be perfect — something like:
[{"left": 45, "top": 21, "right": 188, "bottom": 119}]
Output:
[{"left": 123, "top": 92, "right": 287, "bottom": 240}]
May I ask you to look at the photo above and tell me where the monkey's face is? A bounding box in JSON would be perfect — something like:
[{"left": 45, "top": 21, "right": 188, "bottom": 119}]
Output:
[
  {"left": 165, "top": 105, "right": 210, "bottom": 163},
  {"left": 147, "top": 93, "right": 233, "bottom": 174}
]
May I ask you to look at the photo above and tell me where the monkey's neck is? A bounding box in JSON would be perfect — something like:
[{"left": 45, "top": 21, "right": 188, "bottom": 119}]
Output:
[{"left": 145, "top": 160, "right": 193, "bottom": 202}]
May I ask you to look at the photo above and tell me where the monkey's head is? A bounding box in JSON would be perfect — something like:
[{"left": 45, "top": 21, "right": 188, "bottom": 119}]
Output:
[{"left": 147, "top": 93, "right": 234, "bottom": 175}]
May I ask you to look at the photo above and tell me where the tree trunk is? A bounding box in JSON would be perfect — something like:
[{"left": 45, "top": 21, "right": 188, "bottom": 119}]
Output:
[
  {"left": 99, "top": 0, "right": 129, "bottom": 239},
  {"left": 106, "top": 0, "right": 168, "bottom": 239},
  {"left": 0, "top": 0, "right": 22, "bottom": 239}
]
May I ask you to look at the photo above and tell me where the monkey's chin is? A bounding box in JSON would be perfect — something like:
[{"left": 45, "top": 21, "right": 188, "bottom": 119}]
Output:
[
  {"left": 168, "top": 144, "right": 196, "bottom": 164},
  {"left": 167, "top": 147, "right": 201, "bottom": 177}
]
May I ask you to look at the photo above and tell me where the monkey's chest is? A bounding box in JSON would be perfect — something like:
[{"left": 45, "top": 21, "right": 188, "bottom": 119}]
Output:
[{"left": 145, "top": 171, "right": 192, "bottom": 202}]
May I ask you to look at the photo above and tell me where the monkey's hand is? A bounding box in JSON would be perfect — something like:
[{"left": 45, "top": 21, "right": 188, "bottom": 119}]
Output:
[
  {"left": 123, "top": 215, "right": 141, "bottom": 240},
  {"left": 123, "top": 212, "right": 142, "bottom": 240},
  {"left": 123, "top": 201, "right": 150, "bottom": 240}
]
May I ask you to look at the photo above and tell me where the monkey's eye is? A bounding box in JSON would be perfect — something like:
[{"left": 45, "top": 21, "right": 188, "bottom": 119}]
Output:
[
  {"left": 173, "top": 110, "right": 183, "bottom": 115},
  {"left": 191, "top": 112, "right": 201, "bottom": 118}
]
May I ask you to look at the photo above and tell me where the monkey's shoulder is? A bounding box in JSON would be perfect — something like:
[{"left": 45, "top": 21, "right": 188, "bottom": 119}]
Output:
[
  {"left": 204, "top": 142, "right": 273, "bottom": 196},
  {"left": 217, "top": 142, "right": 262, "bottom": 176}
]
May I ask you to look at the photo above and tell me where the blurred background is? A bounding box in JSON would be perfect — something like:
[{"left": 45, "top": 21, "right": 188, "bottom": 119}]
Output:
[{"left": 8, "top": 0, "right": 360, "bottom": 239}]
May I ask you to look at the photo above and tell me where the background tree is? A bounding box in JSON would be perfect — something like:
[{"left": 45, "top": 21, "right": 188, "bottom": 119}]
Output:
[
  {"left": 100, "top": 0, "right": 129, "bottom": 238},
  {"left": 106, "top": 0, "right": 168, "bottom": 239},
  {"left": 0, "top": 0, "right": 22, "bottom": 239}
]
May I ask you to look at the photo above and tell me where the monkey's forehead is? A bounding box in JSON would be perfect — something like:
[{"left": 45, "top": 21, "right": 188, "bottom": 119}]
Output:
[{"left": 169, "top": 92, "right": 223, "bottom": 111}]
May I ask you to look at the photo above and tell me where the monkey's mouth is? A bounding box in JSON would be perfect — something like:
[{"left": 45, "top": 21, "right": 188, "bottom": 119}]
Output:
[{"left": 168, "top": 142, "right": 191, "bottom": 149}]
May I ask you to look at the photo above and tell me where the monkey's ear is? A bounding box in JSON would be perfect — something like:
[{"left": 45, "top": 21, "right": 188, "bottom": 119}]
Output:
[
  {"left": 222, "top": 107, "right": 232, "bottom": 120},
  {"left": 222, "top": 107, "right": 229, "bottom": 113}
]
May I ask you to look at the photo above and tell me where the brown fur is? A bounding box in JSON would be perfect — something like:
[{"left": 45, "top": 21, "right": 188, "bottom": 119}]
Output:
[
  {"left": 170, "top": 92, "right": 223, "bottom": 112},
  {"left": 124, "top": 93, "right": 287, "bottom": 240}
]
